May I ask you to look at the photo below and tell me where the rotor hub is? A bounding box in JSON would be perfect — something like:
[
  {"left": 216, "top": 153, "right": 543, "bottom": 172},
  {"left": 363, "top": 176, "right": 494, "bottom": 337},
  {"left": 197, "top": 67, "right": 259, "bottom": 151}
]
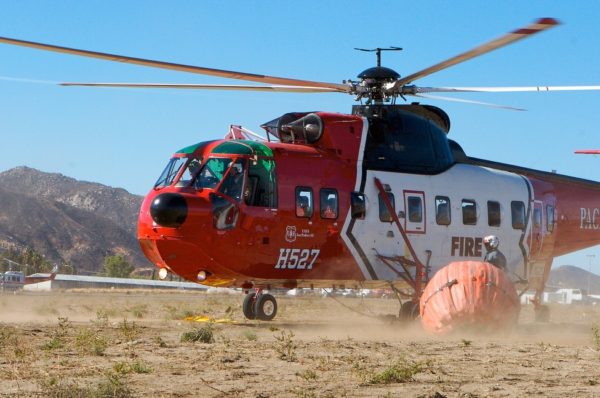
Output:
[
  {"left": 357, "top": 66, "right": 400, "bottom": 81},
  {"left": 351, "top": 47, "right": 404, "bottom": 104},
  {"left": 348, "top": 66, "right": 402, "bottom": 104}
]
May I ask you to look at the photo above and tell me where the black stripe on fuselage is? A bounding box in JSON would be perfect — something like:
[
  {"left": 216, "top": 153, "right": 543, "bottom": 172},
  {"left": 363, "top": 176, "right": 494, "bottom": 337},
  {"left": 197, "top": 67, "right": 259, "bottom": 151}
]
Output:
[
  {"left": 345, "top": 166, "right": 378, "bottom": 280},
  {"left": 519, "top": 175, "right": 532, "bottom": 278}
]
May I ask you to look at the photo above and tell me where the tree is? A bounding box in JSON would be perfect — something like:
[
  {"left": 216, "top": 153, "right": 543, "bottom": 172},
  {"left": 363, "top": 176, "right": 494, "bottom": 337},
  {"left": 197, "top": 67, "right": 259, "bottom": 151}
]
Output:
[
  {"left": 0, "top": 247, "right": 53, "bottom": 275},
  {"left": 60, "top": 263, "right": 76, "bottom": 275},
  {"left": 103, "top": 255, "right": 134, "bottom": 278},
  {"left": 21, "top": 247, "right": 53, "bottom": 275}
]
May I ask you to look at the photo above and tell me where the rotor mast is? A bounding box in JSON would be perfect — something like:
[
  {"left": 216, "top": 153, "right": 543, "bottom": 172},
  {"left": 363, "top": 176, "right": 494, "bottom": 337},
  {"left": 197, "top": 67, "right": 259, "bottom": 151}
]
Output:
[{"left": 354, "top": 47, "right": 403, "bottom": 68}]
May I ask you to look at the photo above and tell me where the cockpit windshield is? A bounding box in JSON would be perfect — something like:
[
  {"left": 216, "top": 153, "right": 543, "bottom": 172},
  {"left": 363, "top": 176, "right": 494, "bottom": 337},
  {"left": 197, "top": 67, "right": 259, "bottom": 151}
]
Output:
[
  {"left": 154, "top": 157, "right": 187, "bottom": 189},
  {"left": 175, "top": 157, "right": 202, "bottom": 187},
  {"left": 218, "top": 158, "right": 246, "bottom": 202},
  {"left": 192, "top": 158, "right": 247, "bottom": 202},
  {"left": 192, "top": 157, "right": 233, "bottom": 189},
  {"left": 154, "top": 156, "right": 204, "bottom": 189}
]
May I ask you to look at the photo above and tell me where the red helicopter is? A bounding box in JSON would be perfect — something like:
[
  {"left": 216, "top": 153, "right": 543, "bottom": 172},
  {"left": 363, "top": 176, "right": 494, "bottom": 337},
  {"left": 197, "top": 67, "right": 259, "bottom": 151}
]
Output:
[
  {"left": 575, "top": 150, "right": 600, "bottom": 155},
  {"left": 3, "top": 18, "right": 600, "bottom": 332}
]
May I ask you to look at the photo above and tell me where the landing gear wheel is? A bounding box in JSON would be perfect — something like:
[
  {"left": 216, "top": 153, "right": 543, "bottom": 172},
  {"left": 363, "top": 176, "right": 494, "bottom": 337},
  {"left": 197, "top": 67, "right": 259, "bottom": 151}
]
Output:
[
  {"left": 242, "top": 292, "right": 257, "bottom": 320},
  {"left": 254, "top": 293, "right": 278, "bottom": 321},
  {"left": 400, "top": 300, "right": 420, "bottom": 320},
  {"left": 535, "top": 304, "right": 550, "bottom": 323}
]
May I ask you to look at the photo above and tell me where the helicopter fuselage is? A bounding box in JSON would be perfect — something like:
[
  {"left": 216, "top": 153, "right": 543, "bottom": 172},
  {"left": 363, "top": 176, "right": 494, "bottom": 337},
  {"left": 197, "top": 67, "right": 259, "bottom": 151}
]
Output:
[{"left": 137, "top": 105, "right": 600, "bottom": 295}]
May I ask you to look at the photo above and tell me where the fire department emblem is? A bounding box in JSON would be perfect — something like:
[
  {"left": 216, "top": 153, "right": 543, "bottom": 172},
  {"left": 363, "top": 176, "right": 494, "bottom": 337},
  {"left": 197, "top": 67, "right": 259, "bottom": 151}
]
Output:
[{"left": 285, "top": 226, "right": 297, "bottom": 243}]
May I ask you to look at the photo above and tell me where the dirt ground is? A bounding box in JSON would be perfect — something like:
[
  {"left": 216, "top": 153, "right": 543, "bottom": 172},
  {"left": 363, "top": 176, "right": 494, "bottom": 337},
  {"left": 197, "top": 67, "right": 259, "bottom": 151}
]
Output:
[{"left": 1, "top": 290, "right": 600, "bottom": 397}]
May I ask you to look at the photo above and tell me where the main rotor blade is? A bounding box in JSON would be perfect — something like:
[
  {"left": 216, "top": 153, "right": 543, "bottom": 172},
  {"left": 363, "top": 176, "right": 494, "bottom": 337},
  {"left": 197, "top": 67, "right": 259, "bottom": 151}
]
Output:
[
  {"left": 575, "top": 150, "right": 600, "bottom": 155},
  {"left": 395, "top": 18, "right": 559, "bottom": 87},
  {"left": 0, "top": 36, "right": 350, "bottom": 91},
  {"left": 60, "top": 82, "right": 344, "bottom": 93},
  {"left": 413, "top": 93, "right": 526, "bottom": 111},
  {"left": 415, "top": 85, "right": 600, "bottom": 93}
]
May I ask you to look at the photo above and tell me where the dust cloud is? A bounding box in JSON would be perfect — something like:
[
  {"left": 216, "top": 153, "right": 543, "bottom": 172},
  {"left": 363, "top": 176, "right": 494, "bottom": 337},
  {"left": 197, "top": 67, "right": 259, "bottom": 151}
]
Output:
[{"left": 2, "top": 290, "right": 600, "bottom": 397}]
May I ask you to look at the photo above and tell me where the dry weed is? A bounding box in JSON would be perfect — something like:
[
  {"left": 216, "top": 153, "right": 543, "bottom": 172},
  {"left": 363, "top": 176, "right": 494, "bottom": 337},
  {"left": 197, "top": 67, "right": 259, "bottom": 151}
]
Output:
[
  {"left": 128, "top": 304, "right": 148, "bottom": 319},
  {"left": 118, "top": 318, "right": 140, "bottom": 342},
  {"left": 274, "top": 330, "right": 297, "bottom": 362}
]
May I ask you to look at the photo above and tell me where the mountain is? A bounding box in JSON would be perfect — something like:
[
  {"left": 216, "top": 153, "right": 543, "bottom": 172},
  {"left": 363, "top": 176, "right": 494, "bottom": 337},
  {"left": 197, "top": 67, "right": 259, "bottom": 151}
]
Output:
[
  {"left": 1, "top": 166, "right": 596, "bottom": 282},
  {"left": 548, "top": 265, "right": 600, "bottom": 295},
  {"left": 0, "top": 166, "right": 148, "bottom": 273}
]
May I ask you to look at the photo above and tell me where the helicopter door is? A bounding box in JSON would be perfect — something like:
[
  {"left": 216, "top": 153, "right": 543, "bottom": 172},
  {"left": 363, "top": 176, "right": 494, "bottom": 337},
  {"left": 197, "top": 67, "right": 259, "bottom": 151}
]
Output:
[
  {"left": 403, "top": 191, "right": 426, "bottom": 234},
  {"left": 529, "top": 200, "right": 544, "bottom": 259}
]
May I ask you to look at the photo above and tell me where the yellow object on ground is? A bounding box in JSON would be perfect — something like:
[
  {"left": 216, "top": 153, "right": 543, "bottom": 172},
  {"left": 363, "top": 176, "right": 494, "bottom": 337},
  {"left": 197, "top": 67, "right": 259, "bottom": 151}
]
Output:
[{"left": 184, "top": 315, "right": 236, "bottom": 324}]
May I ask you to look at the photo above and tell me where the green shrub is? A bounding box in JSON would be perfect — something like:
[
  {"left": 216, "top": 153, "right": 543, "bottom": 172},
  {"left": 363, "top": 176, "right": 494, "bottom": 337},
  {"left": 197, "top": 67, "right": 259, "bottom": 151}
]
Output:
[
  {"left": 181, "top": 325, "right": 215, "bottom": 343},
  {"left": 129, "top": 304, "right": 148, "bottom": 319},
  {"left": 592, "top": 324, "right": 600, "bottom": 350},
  {"left": 368, "top": 358, "right": 430, "bottom": 384},
  {"left": 39, "top": 372, "right": 133, "bottom": 398},
  {"left": 75, "top": 328, "right": 108, "bottom": 356},
  {"left": 42, "top": 337, "right": 64, "bottom": 351},
  {"left": 113, "top": 360, "right": 153, "bottom": 375},
  {"left": 94, "top": 372, "right": 133, "bottom": 398},
  {"left": 242, "top": 330, "right": 258, "bottom": 341},
  {"left": 130, "top": 360, "right": 153, "bottom": 374}
]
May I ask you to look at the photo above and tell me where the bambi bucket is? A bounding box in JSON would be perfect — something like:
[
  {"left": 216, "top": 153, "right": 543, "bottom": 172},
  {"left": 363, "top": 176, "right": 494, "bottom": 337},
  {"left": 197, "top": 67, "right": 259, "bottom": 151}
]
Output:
[{"left": 420, "top": 261, "right": 520, "bottom": 334}]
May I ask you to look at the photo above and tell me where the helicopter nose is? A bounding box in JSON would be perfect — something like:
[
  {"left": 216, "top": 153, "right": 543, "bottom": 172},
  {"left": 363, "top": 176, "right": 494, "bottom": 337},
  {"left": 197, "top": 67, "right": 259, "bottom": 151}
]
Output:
[{"left": 150, "top": 193, "right": 188, "bottom": 228}]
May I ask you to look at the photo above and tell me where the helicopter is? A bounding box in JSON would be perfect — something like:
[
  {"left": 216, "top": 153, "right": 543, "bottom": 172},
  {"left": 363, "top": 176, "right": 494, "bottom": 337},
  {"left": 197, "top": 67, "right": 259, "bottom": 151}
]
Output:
[
  {"left": 575, "top": 150, "right": 600, "bottom": 155},
  {"left": 2, "top": 17, "right": 600, "bottom": 332}
]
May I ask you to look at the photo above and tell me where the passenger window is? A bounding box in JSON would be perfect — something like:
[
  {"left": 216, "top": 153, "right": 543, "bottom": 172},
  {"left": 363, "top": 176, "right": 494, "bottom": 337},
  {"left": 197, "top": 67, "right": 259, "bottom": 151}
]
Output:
[
  {"left": 511, "top": 201, "right": 526, "bottom": 230},
  {"left": 487, "top": 201, "right": 501, "bottom": 227},
  {"left": 547, "top": 205, "right": 555, "bottom": 232},
  {"left": 407, "top": 196, "right": 423, "bottom": 222},
  {"left": 533, "top": 208, "right": 542, "bottom": 228},
  {"left": 462, "top": 199, "right": 477, "bottom": 225},
  {"left": 350, "top": 192, "right": 366, "bottom": 219},
  {"left": 296, "top": 187, "right": 313, "bottom": 218},
  {"left": 435, "top": 196, "right": 451, "bottom": 226},
  {"left": 378, "top": 192, "right": 395, "bottom": 222},
  {"left": 320, "top": 189, "right": 338, "bottom": 219}
]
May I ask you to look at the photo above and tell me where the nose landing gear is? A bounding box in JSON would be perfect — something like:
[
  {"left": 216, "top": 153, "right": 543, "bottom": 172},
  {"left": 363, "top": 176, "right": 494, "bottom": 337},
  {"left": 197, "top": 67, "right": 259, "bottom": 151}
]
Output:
[{"left": 242, "top": 290, "right": 278, "bottom": 321}]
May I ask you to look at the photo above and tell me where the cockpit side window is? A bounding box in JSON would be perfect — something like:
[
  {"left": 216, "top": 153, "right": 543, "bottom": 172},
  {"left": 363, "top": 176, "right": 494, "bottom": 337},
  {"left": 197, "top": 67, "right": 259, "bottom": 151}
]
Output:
[
  {"left": 193, "top": 157, "right": 232, "bottom": 189},
  {"left": 246, "top": 158, "right": 278, "bottom": 208},
  {"left": 218, "top": 159, "right": 247, "bottom": 202},
  {"left": 154, "top": 157, "right": 187, "bottom": 189}
]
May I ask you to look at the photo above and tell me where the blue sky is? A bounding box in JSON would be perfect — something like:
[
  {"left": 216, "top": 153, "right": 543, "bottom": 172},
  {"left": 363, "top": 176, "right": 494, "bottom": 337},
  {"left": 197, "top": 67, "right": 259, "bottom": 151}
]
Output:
[{"left": 1, "top": 1, "right": 599, "bottom": 270}]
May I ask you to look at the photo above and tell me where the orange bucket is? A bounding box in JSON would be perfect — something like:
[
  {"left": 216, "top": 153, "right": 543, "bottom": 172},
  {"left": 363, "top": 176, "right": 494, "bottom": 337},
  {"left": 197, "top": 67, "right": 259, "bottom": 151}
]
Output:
[{"left": 420, "top": 261, "right": 520, "bottom": 334}]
